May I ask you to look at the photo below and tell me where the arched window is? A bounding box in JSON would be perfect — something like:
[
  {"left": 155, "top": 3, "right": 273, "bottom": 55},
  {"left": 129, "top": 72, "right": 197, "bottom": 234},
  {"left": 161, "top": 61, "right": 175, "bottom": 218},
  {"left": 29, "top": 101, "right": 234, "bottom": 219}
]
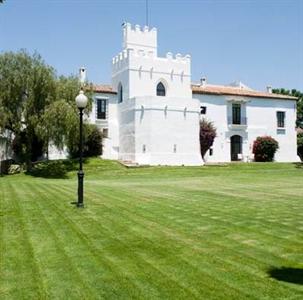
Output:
[
  {"left": 118, "top": 83, "right": 123, "bottom": 103},
  {"left": 156, "top": 82, "right": 166, "bottom": 96}
]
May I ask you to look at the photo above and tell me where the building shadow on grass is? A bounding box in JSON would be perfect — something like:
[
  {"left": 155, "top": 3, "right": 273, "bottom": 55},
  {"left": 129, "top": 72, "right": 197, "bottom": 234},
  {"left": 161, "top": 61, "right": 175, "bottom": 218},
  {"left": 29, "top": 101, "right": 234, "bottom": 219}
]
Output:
[
  {"left": 26, "top": 159, "right": 79, "bottom": 179},
  {"left": 268, "top": 267, "right": 303, "bottom": 285}
]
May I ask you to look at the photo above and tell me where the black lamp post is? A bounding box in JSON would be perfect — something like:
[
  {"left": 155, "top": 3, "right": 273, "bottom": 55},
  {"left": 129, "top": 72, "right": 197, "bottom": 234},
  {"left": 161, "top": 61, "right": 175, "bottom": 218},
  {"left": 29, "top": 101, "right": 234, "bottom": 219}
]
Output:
[{"left": 75, "top": 90, "right": 88, "bottom": 208}]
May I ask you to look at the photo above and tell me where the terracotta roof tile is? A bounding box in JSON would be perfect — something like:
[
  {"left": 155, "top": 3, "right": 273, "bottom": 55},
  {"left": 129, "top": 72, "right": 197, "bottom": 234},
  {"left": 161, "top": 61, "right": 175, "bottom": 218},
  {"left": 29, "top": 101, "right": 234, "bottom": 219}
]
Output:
[
  {"left": 191, "top": 84, "right": 297, "bottom": 100},
  {"left": 92, "top": 83, "right": 297, "bottom": 100},
  {"left": 93, "top": 84, "right": 117, "bottom": 94}
]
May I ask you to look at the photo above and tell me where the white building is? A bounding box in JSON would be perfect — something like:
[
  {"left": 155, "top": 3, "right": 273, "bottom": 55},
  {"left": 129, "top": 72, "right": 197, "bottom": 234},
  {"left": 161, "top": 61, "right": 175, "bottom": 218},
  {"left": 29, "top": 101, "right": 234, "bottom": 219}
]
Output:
[{"left": 88, "top": 23, "right": 298, "bottom": 165}]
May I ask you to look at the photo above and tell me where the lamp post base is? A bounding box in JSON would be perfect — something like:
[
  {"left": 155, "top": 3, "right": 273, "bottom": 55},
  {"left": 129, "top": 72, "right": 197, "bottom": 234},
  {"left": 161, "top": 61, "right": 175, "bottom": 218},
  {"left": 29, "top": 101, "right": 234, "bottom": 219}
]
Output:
[{"left": 77, "top": 170, "right": 84, "bottom": 208}]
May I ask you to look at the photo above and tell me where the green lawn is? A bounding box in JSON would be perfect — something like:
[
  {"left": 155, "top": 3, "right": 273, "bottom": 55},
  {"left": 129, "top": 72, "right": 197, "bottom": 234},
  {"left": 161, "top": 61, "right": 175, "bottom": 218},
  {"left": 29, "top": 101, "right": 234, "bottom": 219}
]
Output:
[{"left": 1, "top": 159, "right": 303, "bottom": 299}]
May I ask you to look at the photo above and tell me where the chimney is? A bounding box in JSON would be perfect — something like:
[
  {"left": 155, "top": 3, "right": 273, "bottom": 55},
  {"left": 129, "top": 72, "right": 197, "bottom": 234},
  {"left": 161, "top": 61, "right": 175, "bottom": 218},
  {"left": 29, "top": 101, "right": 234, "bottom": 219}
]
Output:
[
  {"left": 267, "top": 85, "right": 272, "bottom": 94},
  {"left": 200, "top": 77, "right": 207, "bottom": 87},
  {"left": 79, "top": 67, "right": 86, "bottom": 84}
]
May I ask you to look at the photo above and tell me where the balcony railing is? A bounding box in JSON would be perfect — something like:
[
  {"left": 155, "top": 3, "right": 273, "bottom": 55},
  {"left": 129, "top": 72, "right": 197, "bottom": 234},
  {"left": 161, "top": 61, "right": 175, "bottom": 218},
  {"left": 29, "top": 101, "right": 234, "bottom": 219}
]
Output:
[{"left": 228, "top": 117, "right": 247, "bottom": 126}]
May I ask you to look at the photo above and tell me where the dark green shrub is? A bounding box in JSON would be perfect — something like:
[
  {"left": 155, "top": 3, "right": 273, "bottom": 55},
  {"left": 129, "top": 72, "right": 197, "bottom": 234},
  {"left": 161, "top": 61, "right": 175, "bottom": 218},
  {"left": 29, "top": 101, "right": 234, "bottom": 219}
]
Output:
[
  {"left": 297, "top": 132, "right": 303, "bottom": 161},
  {"left": 68, "top": 124, "right": 102, "bottom": 159},
  {"left": 27, "top": 159, "right": 77, "bottom": 178},
  {"left": 12, "top": 131, "right": 44, "bottom": 163},
  {"left": 84, "top": 125, "right": 103, "bottom": 157},
  {"left": 0, "top": 159, "right": 13, "bottom": 175},
  {"left": 253, "top": 136, "right": 279, "bottom": 162}
]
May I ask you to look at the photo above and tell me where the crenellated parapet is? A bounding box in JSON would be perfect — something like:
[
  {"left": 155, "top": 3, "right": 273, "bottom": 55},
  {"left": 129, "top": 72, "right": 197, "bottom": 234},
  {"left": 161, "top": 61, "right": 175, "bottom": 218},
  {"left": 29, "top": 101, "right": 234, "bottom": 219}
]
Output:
[
  {"left": 165, "top": 52, "right": 191, "bottom": 63},
  {"left": 112, "top": 22, "right": 192, "bottom": 99},
  {"left": 112, "top": 48, "right": 190, "bottom": 73},
  {"left": 122, "top": 22, "right": 157, "bottom": 55},
  {"left": 122, "top": 22, "right": 157, "bottom": 34}
]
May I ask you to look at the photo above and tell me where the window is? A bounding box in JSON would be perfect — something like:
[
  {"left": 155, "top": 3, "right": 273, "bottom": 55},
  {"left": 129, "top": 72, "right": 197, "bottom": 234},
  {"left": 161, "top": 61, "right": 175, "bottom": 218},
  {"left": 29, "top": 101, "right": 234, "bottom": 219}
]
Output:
[
  {"left": 118, "top": 84, "right": 123, "bottom": 103},
  {"left": 156, "top": 82, "right": 166, "bottom": 96},
  {"left": 277, "top": 111, "right": 285, "bottom": 128},
  {"left": 103, "top": 128, "right": 108, "bottom": 138},
  {"left": 232, "top": 103, "right": 241, "bottom": 124},
  {"left": 96, "top": 99, "right": 107, "bottom": 119},
  {"left": 200, "top": 106, "right": 207, "bottom": 114},
  {"left": 209, "top": 148, "right": 213, "bottom": 156}
]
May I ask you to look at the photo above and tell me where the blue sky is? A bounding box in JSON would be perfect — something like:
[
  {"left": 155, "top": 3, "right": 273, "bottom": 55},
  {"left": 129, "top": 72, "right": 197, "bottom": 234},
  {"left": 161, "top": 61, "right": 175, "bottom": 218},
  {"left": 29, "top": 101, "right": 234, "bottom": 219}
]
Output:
[{"left": 0, "top": 0, "right": 302, "bottom": 91}]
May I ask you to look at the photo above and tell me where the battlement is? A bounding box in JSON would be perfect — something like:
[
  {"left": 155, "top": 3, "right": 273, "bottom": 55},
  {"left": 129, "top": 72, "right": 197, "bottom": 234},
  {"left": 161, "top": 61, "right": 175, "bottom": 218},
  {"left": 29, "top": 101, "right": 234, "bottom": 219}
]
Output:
[
  {"left": 112, "top": 48, "right": 191, "bottom": 73},
  {"left": 112, "top": 49, "right": 190, "bottom": 65},
  {"left": 122, "top": 22, "right": 157, "bottom": 55},
  {"left": 165, "top": 52, "right": 191, "bottom": 63}
]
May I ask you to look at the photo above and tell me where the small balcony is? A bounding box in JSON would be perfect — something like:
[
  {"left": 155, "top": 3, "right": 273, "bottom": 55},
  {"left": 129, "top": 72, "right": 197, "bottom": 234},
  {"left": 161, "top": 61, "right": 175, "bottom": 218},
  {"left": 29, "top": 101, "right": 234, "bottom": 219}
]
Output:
[{"left": 228, "top": 116, "right": 247, "bottom": 129}]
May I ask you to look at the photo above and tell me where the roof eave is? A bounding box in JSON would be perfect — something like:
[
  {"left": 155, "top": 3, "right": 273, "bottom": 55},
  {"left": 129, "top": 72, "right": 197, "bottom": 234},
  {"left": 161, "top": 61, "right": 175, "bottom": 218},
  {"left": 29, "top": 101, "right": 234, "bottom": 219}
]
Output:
[{"left": 192, "top": 90, "right": 298, "bottom": 100}]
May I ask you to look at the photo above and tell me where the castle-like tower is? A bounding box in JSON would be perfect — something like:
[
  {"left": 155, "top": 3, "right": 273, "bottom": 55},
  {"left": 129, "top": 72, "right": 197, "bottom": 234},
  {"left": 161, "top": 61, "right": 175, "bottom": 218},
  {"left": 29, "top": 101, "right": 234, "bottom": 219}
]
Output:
[
  {"left": 112, "top": 23, "right": 192, "bottom": 99},
  {"left": 108, "top": 23, "right": 203, "bottom": 165}
]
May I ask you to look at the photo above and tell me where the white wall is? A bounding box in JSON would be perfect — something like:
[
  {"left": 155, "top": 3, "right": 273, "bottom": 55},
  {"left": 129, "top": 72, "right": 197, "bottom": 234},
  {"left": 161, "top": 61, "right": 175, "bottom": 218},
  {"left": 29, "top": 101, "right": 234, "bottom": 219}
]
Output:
[
  {"left": 247, "top": 98, "right": 298, "bottom": 162},
  {"left": 122, "top": 23, "right": 157, "bottom": 56},
  {"left": 112, "top": 50, "right": 191, "bottom": 99},
  {"left": 97, "top": 23, "right": 300, "bottom": 165},
  {"left": 117, "top": 96, "right": 203, "bottom": 166},
  {"left": 89, "top": 93, "right": 120, "bottom": 160},
  {"left": 109, "top": 22, "right": 203, "bottom": 166},
  {"left": 195, "top": 94, "right": 299, "bottom": 162},
  {"left": 0, "top": 130, "right": 13, "bottom": 161},
  {"left": 48, "top": 144, "right": 69, "bottom": 160}
]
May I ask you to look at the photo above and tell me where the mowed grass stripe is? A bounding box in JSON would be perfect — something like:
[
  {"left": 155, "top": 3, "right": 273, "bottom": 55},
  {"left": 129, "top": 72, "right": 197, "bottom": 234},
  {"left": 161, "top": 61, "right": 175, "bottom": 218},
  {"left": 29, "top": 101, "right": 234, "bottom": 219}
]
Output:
[
  {"left": 25, "top": 182, "right": 156, "bottom": 300},
  {"left": 46, "top": 183, "right": 294, "bottom": 293},
  {"left": 1, "top": 160, "right": 303, "bottom": 299},
  {"left": 0, "top": 182, "right": 46, "bottom": 299},
  {"left": 121, "top": 184, "right": 303, "bottom": 251},
  {"left": 90, "top": 183, "right": 303, "bottom": 256},
  {"left": 55, "top": 182, "right": 298, "bottom": 271},
  {"left": 35, "top": 182, "right": 242, "bottom": 298},
  {"left": 81, "top": 184, "right": 303, "bottom": 296},
  {"left": 58, "top": 178, "right": 302, "bottom": 272},
  {"left": 36, "top": 182, "right": 208, "bottom": 299},
  {"left": 30, "top": 182, "right": 196, "bottom": 300},
  {"left": 14, "top": 182, "right": 101, "bottom": 299}
]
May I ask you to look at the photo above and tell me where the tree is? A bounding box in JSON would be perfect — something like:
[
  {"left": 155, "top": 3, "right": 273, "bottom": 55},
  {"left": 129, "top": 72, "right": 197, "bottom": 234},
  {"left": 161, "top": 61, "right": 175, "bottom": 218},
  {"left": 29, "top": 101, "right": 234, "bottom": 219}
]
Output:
[
  {"left": 297, "top": 132, "right": 303, "bottom": 161},
  {"left": 273, "top": 88, "right": 303, "bottom": 128},
  {"left": 0, "top": 50, "right": 56, "bottom": 167},
  {"left": 0, "top": 50, "right": 94, "bottom": 167},
  {"left": 199, "top": 119, "right": 216, "bottom": 161},
  {"left": 38, "top": 75, "right": 93, "bottom": 158},
  {"left": 253, "top": 136, "right": 279, "bottom": 162}
]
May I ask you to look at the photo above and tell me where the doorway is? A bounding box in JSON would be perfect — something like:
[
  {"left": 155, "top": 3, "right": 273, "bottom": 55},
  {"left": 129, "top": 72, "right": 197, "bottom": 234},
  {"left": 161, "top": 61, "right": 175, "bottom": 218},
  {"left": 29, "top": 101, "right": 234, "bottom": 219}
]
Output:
[{"left": 230, "top": 135, "right": 242, "bottom": 161}]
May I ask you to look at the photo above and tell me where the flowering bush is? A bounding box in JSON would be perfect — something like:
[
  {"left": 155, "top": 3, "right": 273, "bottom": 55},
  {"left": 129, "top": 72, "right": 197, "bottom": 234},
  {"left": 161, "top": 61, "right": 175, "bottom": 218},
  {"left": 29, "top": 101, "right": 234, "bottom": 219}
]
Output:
[
  {"left": 253, "top": 136, "right": 279, "bottom": 162},
  {"left": 200, "top": 119, "right": 217, "bottom": 160}
]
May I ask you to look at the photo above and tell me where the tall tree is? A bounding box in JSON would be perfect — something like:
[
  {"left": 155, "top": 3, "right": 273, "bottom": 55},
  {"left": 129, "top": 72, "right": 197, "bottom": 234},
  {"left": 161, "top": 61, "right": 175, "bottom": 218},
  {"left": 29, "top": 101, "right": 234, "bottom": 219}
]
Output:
[
  {"left": 272, "top": 88, "right": 303, "bottom": 128},
  {"left": 0, "top": 50, "right": 94, "bottom": 167},
  {"left": 37, "top": 75, "right": 93, "bottom": 158},
  {"left": 0, "top": 50, "right": 56, "bottom": 167}
]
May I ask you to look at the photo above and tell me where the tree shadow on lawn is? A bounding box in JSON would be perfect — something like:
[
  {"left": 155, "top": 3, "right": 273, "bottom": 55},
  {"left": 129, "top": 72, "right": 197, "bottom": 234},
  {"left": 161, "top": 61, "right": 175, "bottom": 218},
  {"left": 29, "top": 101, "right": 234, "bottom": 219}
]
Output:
[
  {"left": 293, "top": 162, "right": 303, "bottom": 169},
  {"left": 25, "top": 159, "right": 80, "bottom": 179},
  {"left": 268, "top": 267, "right": 303, "bottom": 285}
]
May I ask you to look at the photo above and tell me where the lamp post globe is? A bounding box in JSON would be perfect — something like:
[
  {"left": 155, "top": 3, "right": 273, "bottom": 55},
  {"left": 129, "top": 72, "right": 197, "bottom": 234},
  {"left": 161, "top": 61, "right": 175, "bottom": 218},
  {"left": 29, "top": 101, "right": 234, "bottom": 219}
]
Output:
[
  {"left": 75, "top": 90, "right": 88, "bottom": 108},
  {"left": 75, "top": 90, "right": 88, "bottom": 208}
]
